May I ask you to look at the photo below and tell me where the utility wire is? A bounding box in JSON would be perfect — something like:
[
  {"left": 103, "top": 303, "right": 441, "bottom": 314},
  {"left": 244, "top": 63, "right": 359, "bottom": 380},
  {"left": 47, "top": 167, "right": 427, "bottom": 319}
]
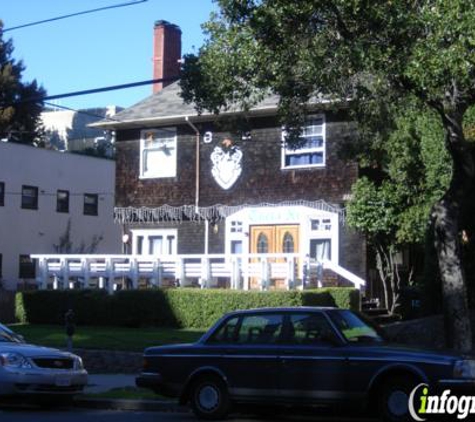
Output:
[
  {"left": 44, "top": 102, "right": 120, "bottom": 123},
  {"left": 3, "top": 0, "right": 148, "bottom": 33},
  {"left": 1, "top": 76, "right": 179, "bottom": 107}
]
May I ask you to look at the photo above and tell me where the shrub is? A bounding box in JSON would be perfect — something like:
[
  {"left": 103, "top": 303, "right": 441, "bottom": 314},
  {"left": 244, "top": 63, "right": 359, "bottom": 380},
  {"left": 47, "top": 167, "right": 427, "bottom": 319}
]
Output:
[{"left": 16, "top": 287, "right": 360, "bottom": 329}]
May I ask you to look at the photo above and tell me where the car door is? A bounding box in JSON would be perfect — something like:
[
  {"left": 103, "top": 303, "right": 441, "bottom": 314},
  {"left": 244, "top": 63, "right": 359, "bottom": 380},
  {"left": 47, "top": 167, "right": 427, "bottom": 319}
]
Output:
[
  {"left": 278, "top": 312, "right": 349, "bottom": 405},
  {"left": 205, "top": 312, "right": 283, "bottom": 402}
]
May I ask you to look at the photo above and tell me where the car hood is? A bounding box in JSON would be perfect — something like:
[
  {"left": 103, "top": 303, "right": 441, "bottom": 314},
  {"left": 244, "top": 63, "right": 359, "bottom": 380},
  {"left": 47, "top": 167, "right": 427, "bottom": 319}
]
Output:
[
  {"left": 348, "top": 342, "right": 466, "bottom": 364},
  {"left": 0, "top": 342, "right": 76, "bottom": 358}
]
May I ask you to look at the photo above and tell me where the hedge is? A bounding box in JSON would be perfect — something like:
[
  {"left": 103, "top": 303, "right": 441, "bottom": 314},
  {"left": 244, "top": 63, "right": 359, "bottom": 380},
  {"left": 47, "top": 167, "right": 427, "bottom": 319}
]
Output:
[{"left": 15, "top": 287, "right": 360, "bottom": 329}]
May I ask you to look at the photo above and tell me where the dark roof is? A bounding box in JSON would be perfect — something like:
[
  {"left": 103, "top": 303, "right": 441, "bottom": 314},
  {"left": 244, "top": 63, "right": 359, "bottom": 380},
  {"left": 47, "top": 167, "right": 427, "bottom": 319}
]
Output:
[
  {"left": 91, "top": 81, "right": 329, "bottom": 130},
  {"left": 91, "top": 81, "right": 278, "bottom": 129}
]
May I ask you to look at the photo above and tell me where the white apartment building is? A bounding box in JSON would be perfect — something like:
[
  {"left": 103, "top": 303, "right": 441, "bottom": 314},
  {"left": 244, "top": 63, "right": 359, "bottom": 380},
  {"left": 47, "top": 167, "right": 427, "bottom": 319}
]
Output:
[{"left": 0, "top": 141, "right": 120, "bottom": 289}]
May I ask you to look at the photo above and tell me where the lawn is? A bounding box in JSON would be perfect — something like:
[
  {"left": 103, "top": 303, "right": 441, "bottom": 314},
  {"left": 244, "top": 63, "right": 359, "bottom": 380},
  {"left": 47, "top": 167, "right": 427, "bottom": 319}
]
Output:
[{"left": 8, "top": 324, "right": 206, "bottom": 352}]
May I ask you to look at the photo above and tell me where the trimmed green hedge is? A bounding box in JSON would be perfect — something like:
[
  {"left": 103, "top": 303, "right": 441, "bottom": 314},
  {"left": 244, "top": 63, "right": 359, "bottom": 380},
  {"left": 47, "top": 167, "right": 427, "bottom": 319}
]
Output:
[{"left": 15, "top": 287, "right": 360, "bottom": 329}]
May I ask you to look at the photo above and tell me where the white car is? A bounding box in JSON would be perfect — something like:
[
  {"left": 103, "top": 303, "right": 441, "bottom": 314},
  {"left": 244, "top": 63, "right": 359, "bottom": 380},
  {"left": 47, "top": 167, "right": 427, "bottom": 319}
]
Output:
[{"left": 0, "top": 326, "right": 87, "bottom": 401}]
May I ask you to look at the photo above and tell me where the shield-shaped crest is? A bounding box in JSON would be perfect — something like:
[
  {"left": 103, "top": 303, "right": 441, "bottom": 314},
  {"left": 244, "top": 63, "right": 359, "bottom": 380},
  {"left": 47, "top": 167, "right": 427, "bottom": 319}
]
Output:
[{"left": 211, "top": 145, "right": 243, "bottom": 190}]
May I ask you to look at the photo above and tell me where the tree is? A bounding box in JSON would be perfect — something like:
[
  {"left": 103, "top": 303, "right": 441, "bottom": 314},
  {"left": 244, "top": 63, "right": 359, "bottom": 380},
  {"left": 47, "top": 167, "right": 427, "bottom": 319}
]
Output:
[
  {"left": 181, "top": 1, "right": 475, "bottom": 351},
  {"left": 346, "top": 98, "right": 452, "bottom": 314},
  {"left": 0, "top": 20, "right": 45, "bottom": 144}
]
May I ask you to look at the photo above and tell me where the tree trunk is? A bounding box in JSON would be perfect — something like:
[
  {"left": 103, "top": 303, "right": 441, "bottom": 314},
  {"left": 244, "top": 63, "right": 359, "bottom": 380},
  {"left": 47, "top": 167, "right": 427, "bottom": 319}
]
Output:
[
  {"left": 432, "top": 198, "right": 472, "bottom": 351},
  {"left": 433, "top": 110, "right": 474, "bottom": 352}
]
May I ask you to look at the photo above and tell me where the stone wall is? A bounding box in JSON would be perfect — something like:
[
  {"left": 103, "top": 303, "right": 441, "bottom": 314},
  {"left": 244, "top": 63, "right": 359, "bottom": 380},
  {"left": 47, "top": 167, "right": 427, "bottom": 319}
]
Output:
[{"left": 75, "top": 349, "right": 142, "bottom": 374}]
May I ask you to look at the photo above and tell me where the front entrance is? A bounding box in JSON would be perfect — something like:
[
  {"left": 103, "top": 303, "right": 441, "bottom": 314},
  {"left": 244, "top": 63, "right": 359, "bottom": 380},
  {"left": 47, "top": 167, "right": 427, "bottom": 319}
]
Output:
[{"left": 250, "top": 225, "right": 299, "bottom": 289}]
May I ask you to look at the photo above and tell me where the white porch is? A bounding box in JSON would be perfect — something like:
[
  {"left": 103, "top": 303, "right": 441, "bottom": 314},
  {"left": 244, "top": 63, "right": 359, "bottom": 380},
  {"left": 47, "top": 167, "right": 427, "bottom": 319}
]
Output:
[{"left": 30, "top": 253, "right": 365, "bottom": 293}]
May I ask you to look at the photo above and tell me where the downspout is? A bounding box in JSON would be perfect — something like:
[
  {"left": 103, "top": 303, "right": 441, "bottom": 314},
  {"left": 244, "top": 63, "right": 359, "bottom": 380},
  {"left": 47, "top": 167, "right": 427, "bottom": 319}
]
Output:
[
  {"left": 185, "top": 116, "right": 200, "bottom": 211},
  {"left": 185, "top": 117, "right": 208, "bottom": 255}
]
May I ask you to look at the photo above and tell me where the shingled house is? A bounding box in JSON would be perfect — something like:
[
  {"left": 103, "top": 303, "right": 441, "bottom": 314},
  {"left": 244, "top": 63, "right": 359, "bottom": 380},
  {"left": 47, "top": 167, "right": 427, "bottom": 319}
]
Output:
[
  {"left": 33, "top": 21, "right": 367, "bottom": 292},
  {"left": 89, "top": 21, "right": 367, "bottom": 291}
]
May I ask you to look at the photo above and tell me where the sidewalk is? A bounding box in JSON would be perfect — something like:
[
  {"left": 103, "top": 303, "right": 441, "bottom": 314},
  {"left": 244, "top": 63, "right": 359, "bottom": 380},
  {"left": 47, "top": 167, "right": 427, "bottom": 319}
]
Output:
[
  {"left": 76, "top": 373, "right": 186, "bottom": 412},
  {"left": 85, "top": 374, "right": 137, "bottom": 394}
]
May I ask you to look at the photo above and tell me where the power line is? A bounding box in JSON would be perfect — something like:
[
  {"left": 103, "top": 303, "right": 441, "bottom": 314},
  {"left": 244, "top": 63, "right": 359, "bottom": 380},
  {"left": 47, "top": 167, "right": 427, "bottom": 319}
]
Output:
[
  {"left": 1, "top": 77, "right": 179, "bottom": 107},
  {"left": 3, "top": 1, "right": 148, "bottom": 33},
  {"left": 44, "top": 102, "right": 120, "bottom": 123}
]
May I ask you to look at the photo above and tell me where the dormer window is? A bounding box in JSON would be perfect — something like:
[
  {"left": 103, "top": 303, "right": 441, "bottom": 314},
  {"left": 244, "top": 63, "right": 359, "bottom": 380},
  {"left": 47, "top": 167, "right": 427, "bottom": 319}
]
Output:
[
  {"left": 140, "top": 128, "right": 177, "bottom": 178},
  {"left": 282, "top": 115, "right": 326, "bottom": 169}
]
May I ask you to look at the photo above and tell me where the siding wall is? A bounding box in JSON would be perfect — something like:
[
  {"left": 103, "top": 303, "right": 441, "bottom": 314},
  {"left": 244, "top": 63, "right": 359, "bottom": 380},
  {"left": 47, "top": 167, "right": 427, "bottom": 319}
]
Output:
[
  {"left": 115, "top": 112, "right": 358, "bottom": 208},
  {"left": 116, "top": 111, "right": 366, "bottom": 280}
]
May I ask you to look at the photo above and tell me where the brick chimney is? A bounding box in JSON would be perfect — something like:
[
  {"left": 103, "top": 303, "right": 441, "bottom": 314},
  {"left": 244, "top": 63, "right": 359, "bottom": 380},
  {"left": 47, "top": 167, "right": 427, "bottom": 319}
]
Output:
[{"left": 153, "top": 20, "right": 182, "bottom": 93}]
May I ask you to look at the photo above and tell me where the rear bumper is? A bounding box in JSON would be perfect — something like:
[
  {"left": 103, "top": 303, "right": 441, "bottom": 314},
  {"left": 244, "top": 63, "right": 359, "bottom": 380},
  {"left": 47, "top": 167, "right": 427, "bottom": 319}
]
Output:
[{"left": 136, "top": 372, "right": 179, "bottom": 397}]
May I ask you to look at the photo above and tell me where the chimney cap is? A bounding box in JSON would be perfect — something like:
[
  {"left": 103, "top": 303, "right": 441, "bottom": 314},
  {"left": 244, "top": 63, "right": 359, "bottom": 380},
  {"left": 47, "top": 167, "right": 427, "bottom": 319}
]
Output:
[{"left": 154, "top": 20, "right": 181, "bottom": 32}]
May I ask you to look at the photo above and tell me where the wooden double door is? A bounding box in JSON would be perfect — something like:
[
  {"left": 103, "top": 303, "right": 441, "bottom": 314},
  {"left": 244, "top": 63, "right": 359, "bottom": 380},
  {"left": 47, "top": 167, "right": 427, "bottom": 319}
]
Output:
[{"left": 249, "top": 225, "right": 299, "bottom": 289}]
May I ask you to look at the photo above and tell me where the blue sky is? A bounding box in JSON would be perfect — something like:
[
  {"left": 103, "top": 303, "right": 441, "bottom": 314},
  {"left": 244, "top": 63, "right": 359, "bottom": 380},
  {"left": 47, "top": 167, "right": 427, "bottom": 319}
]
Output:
[{"left": 1, "top": 0, "right": 216, "bottom": 110}]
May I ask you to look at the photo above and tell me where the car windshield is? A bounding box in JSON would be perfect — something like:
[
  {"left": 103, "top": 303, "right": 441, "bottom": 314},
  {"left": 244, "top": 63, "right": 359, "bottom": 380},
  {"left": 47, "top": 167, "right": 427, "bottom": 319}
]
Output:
[
  {"left": 0, "top": 324, "right": 22, "bottom": 343},
  {"left": 0, "top": 331, "right": 16, "bottom": 343},
  {"left": 327, "top": 310, "right": 384, "bottom": 343}
]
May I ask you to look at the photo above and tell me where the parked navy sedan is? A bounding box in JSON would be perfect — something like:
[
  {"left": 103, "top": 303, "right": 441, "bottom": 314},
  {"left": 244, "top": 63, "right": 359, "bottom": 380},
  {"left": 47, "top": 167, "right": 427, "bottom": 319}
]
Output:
[{"left": 137, "top": 307, "right": 475, "bottom": 421}]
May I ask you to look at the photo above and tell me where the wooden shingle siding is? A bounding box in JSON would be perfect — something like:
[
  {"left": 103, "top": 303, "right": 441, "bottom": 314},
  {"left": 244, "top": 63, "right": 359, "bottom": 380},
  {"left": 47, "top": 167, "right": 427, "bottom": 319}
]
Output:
[{"left": 115, "top": 112, "right": 357, "bottom": 209}]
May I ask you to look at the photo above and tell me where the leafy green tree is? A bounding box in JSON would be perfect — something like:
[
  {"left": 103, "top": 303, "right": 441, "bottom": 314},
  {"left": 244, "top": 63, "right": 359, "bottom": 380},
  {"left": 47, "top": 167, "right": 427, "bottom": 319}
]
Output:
[
  {"left": 0, "top": 20, "right": 45, "bottom": 143},
  {"left": 181, "top": 1, "right": 475, "bottom": 350},
  {"left": 347, "top": 99, "right": 452, "bottom": 313}
]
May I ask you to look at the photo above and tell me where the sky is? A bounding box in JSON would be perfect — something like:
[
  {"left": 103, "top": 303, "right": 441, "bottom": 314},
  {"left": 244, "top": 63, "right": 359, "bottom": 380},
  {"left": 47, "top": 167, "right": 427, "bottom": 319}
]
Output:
[{"left": 0, "top": 0, "right": 217, "bottom": 110}]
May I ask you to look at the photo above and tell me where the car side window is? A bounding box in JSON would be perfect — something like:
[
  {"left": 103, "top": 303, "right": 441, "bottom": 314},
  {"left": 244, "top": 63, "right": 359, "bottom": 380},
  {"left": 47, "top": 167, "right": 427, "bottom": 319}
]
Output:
[
  {"left": 288, "top": 313, "right": 337, "bottom": 346},
  {"left": 237, "top": 314, "right": 284, "bottom": 345},
  {"left": 207, "top": 316, "right": 240, "bottom": 344}
]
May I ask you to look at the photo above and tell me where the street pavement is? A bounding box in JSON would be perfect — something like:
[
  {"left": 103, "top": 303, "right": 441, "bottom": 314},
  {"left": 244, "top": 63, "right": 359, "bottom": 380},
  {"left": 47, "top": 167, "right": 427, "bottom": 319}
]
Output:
[
  {"left": 0, "top": 408, "right": 379, "bottom": 422},
  {"left": 0, "top": 374, "right": 379, "bottom": 421}
]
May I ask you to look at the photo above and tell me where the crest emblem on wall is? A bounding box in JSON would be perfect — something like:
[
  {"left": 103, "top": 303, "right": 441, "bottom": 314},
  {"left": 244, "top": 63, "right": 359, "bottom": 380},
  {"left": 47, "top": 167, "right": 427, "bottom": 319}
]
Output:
[{"left": 211, "top": 142, "right": 243, "bottom": 190}]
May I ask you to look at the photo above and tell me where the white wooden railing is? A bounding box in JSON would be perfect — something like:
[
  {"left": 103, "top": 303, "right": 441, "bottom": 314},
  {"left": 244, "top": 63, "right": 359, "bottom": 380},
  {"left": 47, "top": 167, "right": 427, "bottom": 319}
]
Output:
[{"left": 30, "top": 253, "right": 365, "bottom": 293}]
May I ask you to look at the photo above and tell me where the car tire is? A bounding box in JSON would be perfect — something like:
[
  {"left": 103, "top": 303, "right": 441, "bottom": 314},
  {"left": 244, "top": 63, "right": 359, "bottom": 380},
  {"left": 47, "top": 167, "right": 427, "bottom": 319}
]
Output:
[
  {"left": 190, "top": 374, "right": 230, "bottom": 420},
  {"left": 379, "top": 375, "right": 417, "bottom": 422}
]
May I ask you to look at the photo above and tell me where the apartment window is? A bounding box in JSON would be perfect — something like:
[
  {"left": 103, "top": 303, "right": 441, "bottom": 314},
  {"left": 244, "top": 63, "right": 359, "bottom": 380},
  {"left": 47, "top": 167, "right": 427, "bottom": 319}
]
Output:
[
  {"left": 311, "top": 218, "right": 332, "bottom": 231},
  {"left": 0, "top": 254, "right": 2, "bottom": 279},
  {"left": 132, "top": 229, "right": 177, "bottom": 256},
  {"left": 231, "top": 240, "right": 243, "bottom": 254},
  {"left": 282, "top": 115, "right": 326, "bottom": 169},
  {"left": 84, "top": 193, "right": 98, "bottom": 216},
  {"left": 0, "top": 182, "right": 4, "bottom": 206},
  {"left": 310, "top": 239, "right": 331, "bottom": 261},
  {"left": 230, "top": 221, "right": 243, "bottom": 233},
  {"left": 57, "top": 190, "right": 69, "bottom": 213},
  {"left": 21, "top": 185, "right": 38, "bottom": 210},
  {"left": 19, "top": 255, "right": 36, "bottom": 279},
  {"left": 140, "top": 128, "right": 177, "bottom": 178}
]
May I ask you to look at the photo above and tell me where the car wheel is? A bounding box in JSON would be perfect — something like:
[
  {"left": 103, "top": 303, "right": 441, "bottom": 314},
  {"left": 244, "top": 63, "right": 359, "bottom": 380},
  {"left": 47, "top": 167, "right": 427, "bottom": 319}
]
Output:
[
  {"left": 190, "top": 375, "right": 230, "bottom": 420},
  {"left": 379, "top": 376, "right": 416, "bottom": 422}
]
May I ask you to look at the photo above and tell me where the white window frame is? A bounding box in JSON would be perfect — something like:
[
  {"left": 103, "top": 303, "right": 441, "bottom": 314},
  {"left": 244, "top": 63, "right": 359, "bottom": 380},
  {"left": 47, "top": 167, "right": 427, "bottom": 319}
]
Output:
[
  {"left": 131, "top": 229, "right": 178, "bottom": 256},
  {"left": 140, "top": 128, "right": 177, "bottom": 179},
  {"left": 281, "top": 114, "right": 326, "bottom": 169}
]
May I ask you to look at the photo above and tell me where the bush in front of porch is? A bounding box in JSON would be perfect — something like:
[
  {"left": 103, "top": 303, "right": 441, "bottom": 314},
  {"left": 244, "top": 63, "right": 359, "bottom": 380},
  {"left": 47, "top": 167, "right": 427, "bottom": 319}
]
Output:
[{"left": 15, "top": 287, "right": 359, "bottom": 329}]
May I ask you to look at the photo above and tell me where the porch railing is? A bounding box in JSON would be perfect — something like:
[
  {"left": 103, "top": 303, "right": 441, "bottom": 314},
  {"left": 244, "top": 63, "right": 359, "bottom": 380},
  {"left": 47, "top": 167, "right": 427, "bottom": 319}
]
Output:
[{"left": 30, "top": 253, "right": 365, "bottom": 293}]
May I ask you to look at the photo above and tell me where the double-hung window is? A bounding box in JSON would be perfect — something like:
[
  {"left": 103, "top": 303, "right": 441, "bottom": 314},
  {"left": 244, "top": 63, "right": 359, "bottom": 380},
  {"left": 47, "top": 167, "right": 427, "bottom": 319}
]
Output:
[
  {"left": 282, "top": 115, "right": 326, "bottom": 169},
  {"left": 140, "top": 128, "right": 177, "bottom": 178},
  {"left": 84, "top": 193, "right": 98, "bottom": 216},
  {"left": 21, "top": 185, "right": 38, "bottom": 210},
  {"left": 57, "top": 190, "right": 69, "bottom": 213}
]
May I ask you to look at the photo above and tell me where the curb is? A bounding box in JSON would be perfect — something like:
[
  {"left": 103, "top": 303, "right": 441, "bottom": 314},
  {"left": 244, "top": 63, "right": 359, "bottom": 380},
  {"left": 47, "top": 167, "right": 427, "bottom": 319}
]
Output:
[{"left": 74, "top": 397, "right": 188, "bottom": 413}]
